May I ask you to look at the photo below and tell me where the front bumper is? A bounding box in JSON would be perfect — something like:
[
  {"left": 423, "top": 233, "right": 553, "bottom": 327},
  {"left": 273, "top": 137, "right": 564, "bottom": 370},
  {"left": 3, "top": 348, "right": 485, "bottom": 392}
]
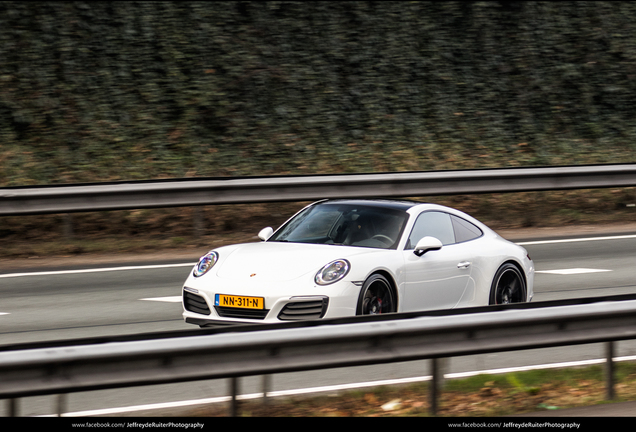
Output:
[{"left": 182, "top": 288, "right": 333, "bottom": 326}]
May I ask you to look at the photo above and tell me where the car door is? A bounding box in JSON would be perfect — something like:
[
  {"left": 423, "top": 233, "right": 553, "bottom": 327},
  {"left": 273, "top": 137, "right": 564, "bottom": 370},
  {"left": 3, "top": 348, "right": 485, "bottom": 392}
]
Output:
[{"left": 402, "top": 211, "right": 473, "bottom": 311}]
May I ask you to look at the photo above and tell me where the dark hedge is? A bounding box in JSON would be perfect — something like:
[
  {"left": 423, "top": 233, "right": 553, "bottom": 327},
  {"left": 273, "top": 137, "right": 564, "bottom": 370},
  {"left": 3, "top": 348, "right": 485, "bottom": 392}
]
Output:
[{"left": 2, "top": 1, "right": 636, "bottom": 186}]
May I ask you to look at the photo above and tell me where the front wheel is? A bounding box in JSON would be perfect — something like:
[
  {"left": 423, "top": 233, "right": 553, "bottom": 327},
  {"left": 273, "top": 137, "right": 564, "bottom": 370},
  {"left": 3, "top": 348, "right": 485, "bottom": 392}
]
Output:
[
  {"left": 356, "top": 274, "right": 396, "bottom": 315},
  {"left": 489, "top": 263, "right": 526, "bottom": 305}
]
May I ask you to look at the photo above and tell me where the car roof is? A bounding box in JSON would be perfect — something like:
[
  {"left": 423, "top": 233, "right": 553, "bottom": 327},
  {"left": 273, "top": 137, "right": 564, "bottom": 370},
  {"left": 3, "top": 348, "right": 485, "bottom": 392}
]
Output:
[
  {"left": 315, "top": 198, "right": 421, "bottom": 212},
  {"left": 315, "top": 199, "right": 473, "bottom": 216}
]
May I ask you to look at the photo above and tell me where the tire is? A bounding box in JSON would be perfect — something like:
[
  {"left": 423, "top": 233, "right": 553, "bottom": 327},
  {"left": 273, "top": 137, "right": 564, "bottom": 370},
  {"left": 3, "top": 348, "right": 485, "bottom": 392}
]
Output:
[
  {"left": 489, "top": 263, "right": 526, "bottom": 305},
  {"left": 356, "top": 274, "right": 396, "bottom": 315}
]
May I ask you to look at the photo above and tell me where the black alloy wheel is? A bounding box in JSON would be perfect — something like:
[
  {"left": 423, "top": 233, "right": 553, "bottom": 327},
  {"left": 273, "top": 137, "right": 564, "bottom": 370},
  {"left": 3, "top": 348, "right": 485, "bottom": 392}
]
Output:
[
  {"left": 356, "top": 274, "right": 396, "bottom": 315},
  {"left": 489, "top": 263, "right": 526, "bottom": 305}
]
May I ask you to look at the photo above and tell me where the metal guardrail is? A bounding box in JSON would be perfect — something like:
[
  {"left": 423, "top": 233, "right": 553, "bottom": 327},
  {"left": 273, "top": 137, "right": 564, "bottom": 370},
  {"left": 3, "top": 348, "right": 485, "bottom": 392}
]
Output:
[
  {"left": 2, "top": 298, "right": 636, "bottom": 415},
  {"left": 2, "top": 164, "right": 636, "bottom": 215}
]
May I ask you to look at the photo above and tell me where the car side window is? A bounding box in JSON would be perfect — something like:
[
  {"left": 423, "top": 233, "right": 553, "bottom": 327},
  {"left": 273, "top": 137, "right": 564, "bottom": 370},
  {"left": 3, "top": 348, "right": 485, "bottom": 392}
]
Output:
[
  {"left": 406, "top": 211, "right": 455, "bottom": 249},
  {"left": 451, "top": 215, "right": 483, "bottom": 243}
]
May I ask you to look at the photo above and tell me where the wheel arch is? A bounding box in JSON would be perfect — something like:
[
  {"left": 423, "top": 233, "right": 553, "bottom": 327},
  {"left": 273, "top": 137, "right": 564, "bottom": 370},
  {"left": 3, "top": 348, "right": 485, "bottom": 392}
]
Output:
[
  {"left": 364, "top": 269, "right": 399, "bottom": 312},
  {"left": 502, "top": 259, "right": 527, "bottom": 287},
  {"left": 489, "top": 259, "right": 528, "bottom": 304}
]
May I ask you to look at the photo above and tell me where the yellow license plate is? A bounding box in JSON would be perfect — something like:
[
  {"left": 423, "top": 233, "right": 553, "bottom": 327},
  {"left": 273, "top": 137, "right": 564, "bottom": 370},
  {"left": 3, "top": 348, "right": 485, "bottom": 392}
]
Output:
[{"left": 215, "top": 294, "right": 264, "bottom": 309}]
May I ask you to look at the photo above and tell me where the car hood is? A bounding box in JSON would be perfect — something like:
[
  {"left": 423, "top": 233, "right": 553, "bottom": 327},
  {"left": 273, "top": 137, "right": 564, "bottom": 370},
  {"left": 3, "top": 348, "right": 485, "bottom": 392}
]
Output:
[{"left": 214, "top": 241, "right": 383, "bottom": 282}]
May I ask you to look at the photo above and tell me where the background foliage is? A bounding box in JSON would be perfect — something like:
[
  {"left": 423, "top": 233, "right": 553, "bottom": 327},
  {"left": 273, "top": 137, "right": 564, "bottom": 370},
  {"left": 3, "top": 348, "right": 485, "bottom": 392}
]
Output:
[{"left": 2, "top": 1, "right": 636, "bottom": 187}]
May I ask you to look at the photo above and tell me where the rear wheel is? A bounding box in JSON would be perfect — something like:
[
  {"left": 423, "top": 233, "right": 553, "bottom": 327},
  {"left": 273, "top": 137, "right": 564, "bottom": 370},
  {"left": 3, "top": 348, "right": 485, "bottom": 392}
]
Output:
[
  {"left": 489, "top": 263, "right": 526, "bottom": 305},
  {"left": 356, "top": 274, "right": 396, "bottom": 315}
]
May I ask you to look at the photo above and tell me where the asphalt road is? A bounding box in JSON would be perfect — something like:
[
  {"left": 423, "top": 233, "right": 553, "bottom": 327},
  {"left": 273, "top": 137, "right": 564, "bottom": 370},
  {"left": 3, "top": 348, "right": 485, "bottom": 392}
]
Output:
[{"left": 2, "top": 227, "right": 636, "bottom": 416}]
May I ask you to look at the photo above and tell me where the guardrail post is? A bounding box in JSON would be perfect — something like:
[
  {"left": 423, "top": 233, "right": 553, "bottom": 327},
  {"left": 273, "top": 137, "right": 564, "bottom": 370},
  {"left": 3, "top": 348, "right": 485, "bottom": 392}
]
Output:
[
  {"left": 63, "top": 214, "right": 74, "bottom": 239},
  {"left": 230, "top": 377, "right": 240, "bottom": 417},
  {"left": 605, "top": 341, "right": 615, "bottom": 400},
  {"left": 7, "top": 398, "right": 18, "bottom": 417},
  {"left": 57, "top": 394, "right": 67, "bottom": 417},
  {"left": 262, "top": 375, "right": 271, "bottom": 405},
  {"left": 429, "top": 358, "right": 440, "bottom": 415},
  {"left": 192, "top": 207, "right": 204, "bottom": 238}
]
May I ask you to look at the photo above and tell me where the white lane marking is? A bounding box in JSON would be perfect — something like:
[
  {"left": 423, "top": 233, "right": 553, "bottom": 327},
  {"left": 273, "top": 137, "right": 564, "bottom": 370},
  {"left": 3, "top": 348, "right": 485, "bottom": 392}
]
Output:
[
  {"left": 0, "top": 312, "right": 9, "bottom": 316},
  {"left": 47, "top": 354, "right": 636, "bottom": 417},
  {"left": 0, "top": 264, "right": 614, "bottom": 280},
  {"left": 517, "top": 233, "right": 636, "bottom": 246},
  {"left": 0, "top": 263, "right": 195, "bottom": 279},
  {"left": 140, "top": 296, "right": 182, "bottom": 303},
  {"left": 536, "top": 268, "right": 612, "bottom": 275}
]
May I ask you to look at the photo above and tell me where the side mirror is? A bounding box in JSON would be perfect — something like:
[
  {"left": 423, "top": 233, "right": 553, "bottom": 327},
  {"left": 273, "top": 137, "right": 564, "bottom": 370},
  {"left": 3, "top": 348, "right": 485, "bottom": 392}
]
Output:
[
  {"left": 258, "top": 227, "right": 274, "bottom": 241},
  {"left": 413, "top": 236, "right": 443, "bottom": 257}
]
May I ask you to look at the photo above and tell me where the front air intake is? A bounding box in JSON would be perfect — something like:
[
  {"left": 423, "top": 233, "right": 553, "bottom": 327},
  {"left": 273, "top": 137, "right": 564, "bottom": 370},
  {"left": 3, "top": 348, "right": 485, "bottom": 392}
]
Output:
[
  {"left": 183, "top": 291, "right": 211, "bottom": 315},
  {"left": 277, "top": 297, "right": 329, "bottom": 321}
]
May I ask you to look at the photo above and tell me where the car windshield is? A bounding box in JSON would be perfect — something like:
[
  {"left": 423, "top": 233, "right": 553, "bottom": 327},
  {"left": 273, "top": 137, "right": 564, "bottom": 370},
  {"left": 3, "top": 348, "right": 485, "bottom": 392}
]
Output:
[{"left": 268, "top": 203, "right": 408, "bottom": 249}]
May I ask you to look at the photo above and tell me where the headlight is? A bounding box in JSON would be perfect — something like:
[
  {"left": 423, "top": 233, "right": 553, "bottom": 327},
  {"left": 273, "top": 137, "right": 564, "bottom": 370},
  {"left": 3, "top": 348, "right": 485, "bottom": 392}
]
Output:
[
  {"left": 193, "top": 251, "right": 219, "bottom": 277},
  {"left": 315, "top": 259, "right": 350, "bottom": 285}
]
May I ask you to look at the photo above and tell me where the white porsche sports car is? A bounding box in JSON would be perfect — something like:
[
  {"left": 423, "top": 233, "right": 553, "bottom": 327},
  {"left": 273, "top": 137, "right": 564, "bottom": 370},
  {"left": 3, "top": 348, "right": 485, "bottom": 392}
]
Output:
[{"left": 182, "top": 199, "right": 534, "bottom": 327}]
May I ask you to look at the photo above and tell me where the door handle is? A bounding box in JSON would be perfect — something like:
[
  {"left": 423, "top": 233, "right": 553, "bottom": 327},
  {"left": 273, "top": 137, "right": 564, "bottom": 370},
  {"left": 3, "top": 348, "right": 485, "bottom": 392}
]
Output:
[{"left": 457, "top": 261, "right": 471, "bottom": 269}]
